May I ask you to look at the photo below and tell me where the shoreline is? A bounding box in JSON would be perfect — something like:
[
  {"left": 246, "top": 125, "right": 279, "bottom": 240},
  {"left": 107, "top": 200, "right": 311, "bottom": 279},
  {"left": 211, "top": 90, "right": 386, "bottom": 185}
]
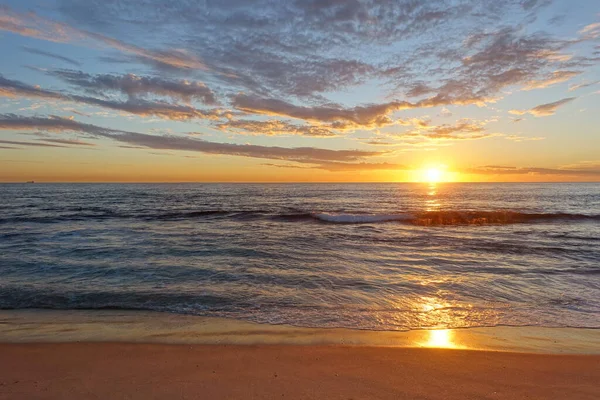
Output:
[
  {"left": 1, "top": 309, "right": 599, "bottom": 354},
  {"left": 2, "top": 310, "right": 599, "bottom": 399}
]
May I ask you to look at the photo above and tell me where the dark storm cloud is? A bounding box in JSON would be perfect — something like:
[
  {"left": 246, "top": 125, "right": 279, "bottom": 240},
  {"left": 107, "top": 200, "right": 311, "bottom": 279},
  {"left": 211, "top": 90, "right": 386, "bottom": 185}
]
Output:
[{"left": 0, "top": 114, "right": 386, "bottom": 164}]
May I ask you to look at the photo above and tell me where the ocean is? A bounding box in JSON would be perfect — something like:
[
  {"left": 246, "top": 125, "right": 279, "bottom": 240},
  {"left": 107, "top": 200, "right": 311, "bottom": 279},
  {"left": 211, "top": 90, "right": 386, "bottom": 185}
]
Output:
[{"left": 0, "top": 183, "right": 599, "bottom": 331}]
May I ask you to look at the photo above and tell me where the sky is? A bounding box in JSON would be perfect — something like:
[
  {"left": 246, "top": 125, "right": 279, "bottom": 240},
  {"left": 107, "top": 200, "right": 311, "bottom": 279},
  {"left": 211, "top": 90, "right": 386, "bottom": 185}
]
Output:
[{"left": 0, "top": 0, "right": 599, "bottom": 182}]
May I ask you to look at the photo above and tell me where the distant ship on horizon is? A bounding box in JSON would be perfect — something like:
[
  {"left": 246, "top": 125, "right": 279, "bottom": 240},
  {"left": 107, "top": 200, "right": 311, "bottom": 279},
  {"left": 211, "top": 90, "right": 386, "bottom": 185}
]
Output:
[{"left": 26, "top": 181, "right": 35, "bottom": 184}]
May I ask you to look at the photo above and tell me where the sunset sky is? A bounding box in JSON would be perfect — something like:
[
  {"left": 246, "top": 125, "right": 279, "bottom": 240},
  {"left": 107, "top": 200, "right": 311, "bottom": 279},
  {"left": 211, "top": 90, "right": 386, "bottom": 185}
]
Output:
[{"left": 1, "top": 0, "right": 599, "bottom": 182}]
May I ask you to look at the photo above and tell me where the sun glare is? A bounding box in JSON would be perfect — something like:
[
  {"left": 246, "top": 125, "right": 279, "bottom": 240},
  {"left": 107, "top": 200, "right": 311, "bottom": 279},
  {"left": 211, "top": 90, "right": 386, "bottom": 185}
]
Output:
[
  {"left": 425, "top": 168, "right": 442, "bottom": 183},
  {"left": 413, "top": 165, "right": 459, "bottom": 183},
  {"left": 425, "top": 329, "right": 455, "bottom": 348}
]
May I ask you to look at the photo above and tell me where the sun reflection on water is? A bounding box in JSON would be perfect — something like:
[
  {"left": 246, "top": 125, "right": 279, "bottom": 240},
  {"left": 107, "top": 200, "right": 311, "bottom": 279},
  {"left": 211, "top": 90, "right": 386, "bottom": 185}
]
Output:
[
  {"left": 425, "top": 183, "right": 441, "bottom": 211},
  {"left": 415, "top": 297, "right": 465, "bottom": 349}
]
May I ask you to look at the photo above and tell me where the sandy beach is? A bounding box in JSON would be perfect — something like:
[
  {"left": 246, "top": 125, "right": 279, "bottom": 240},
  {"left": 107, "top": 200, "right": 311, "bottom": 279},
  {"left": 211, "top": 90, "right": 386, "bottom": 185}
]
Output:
[
  {"left": 1, "top": 310, "right": 600, "bottom": 399},
  {"left": 1, "top": 343, "right": 599, "bottom": 400}
]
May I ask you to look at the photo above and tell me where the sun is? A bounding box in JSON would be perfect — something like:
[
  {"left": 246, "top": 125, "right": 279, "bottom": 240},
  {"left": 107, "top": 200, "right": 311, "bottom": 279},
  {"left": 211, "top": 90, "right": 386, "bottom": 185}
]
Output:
[
  {"left": 425, "top": 168, "right": 442, "bottom": 183},
  {"left": 411, "top": 164, "right": 457, "bottom": 183}
]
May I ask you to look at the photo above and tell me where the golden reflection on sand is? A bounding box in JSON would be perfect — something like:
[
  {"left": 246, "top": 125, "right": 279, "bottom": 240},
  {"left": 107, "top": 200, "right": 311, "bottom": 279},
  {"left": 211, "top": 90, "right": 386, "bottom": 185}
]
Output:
[
  {"left": 1, "top": 310, "right": 600, "bottom": 353},
  {"left": 424, "top": 329, "right": 456, "bottom": 348}
]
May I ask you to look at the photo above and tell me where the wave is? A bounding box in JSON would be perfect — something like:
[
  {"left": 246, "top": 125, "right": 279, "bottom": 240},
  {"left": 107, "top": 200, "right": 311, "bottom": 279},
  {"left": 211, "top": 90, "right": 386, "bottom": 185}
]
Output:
[
  {"left": 2, "top": 209, "right": 599, "bottom": 225},
  {"left": 311, "top": 213, "right": 413, "bottom": 223},
  {"left": 151, "top": 210, "right": 232, "bottom": 220},
  {"left": 310, "top": 211, "right": 600, "bottom": 225}
]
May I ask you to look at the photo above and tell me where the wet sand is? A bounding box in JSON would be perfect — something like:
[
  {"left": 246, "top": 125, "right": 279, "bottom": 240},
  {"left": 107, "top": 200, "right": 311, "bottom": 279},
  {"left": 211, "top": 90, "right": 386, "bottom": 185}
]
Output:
[
  {"left": 2, "top": 310, "right": 600, "bottom": 353},
  {"left": 1, "top": 343, "right": 599, "bottom": 400}
]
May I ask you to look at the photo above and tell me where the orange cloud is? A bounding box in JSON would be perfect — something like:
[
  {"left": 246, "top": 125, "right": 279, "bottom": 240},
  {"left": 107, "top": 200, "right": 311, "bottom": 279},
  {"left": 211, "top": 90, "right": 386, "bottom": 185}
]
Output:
[
  {"left": 0, "top": 114, "right": 388, "bottom": 165},
  {"left": 510, "top": 97, "right": 576, "bottom": 117},
  {"left": 217, "top": 119, "right": 337, "bottom": 137},
  {"left": 524, "top": 70, "right": 581, "bottom": 90}
]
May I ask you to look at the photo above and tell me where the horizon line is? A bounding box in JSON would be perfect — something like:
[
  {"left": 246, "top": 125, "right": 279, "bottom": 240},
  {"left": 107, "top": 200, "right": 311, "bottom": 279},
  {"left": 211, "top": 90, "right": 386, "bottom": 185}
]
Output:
[{"left": 1, "top": 181, "right": 599, "bottom": 184}]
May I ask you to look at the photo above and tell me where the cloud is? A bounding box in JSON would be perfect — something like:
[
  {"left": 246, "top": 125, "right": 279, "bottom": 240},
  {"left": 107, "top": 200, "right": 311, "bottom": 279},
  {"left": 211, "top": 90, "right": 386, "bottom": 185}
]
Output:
[
  {"left": 383, "top": 22, "right": 591, "bottom": 110},
  {"left": 0, "top": 6, "right": 78, "bottom": 42},
  {"left": 232, "top": 94, "right": 414, "bottom": 127},
  {"left": 0, "top": 139, "right": 68, "bottom": 148},
  {"left": 504, "top": 134, "right": 544, "bottom": 142},
  {"left": 362, "top": 139, "right": 400, "bottom": 146},
  {"left": 0, "top": 114, "right": 113, "bottom": 134},
  {"left": 37, "top": 138, "right": 96, "bottom": 146},
  {"left": 559, "top": 160, "right": 600, "bottom": 172},
  {"left": 510, "top": 97, "right": 576, "bottom": 116},
  {"left": 579, "top": 22, "right": 600, "bottom": 39},
  {"left": 398, "top": 119, "right": 496, "bottom": 142},
  {"left": 313, "top": 161, "right": 406, "bottom": 172},
  {"left": 6, "top": 1, "right": 579, "bottom": 103},
  {"left": 0, "top": 6, "right": 207, "bottom": 71},
  {"left": 217, "top": 119, "right": 337, "bottom": 137},
  {"left": 48, "top": 70, "right": 217, "bottom": 104},
  {"left": 69, "top": 96, "right": 223, "bottom": 121},
  {"left": 466, "top": 163, "right": 600, "bottom": 176},
  {"left": 22, "top": 46, "right": 81, "bottom": 66},
  {"left": 0, "top": 75, "right": 65, "bottom": 100},
  {"left": 2, "top": 1, "right": 598, "bottom": 145},
  {"left": 0, "top": 114, "right": 386, "bottom": 164},
  {"left": 524, "top": 70, "right": 581, "bottom": 90},
  {"left": 569, "top": 80, "right": 599, "bottom": 91},
  {"left": 439, "top": 107, "right": 452, "bottom": 117},
  {"left": 262, "top": 161, "right": 406, "bottom": 171},
  {"left": 261, "top": 163, "right": 309, "bottom": 170},
  {"left": 0, "top": 136, "right": 96, "bottom": 148},
  {"left": 86, "top": 32, "right": 208, "bottom": 71},
  {"left": 0, "top": 75, "right": 222, "bottom": 121},
  {"left": 3, "top": 2, "right": 598, "bottom": 118}
]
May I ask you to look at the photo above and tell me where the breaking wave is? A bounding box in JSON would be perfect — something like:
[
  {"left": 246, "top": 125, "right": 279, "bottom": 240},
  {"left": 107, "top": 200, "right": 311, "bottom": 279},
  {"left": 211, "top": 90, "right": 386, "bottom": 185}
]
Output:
[
  {"left": 1, "top": 209, "right": 599, "bottom": 226},
  {"left": 310, "top": 211, "right": 600, "bottom": 225}
]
